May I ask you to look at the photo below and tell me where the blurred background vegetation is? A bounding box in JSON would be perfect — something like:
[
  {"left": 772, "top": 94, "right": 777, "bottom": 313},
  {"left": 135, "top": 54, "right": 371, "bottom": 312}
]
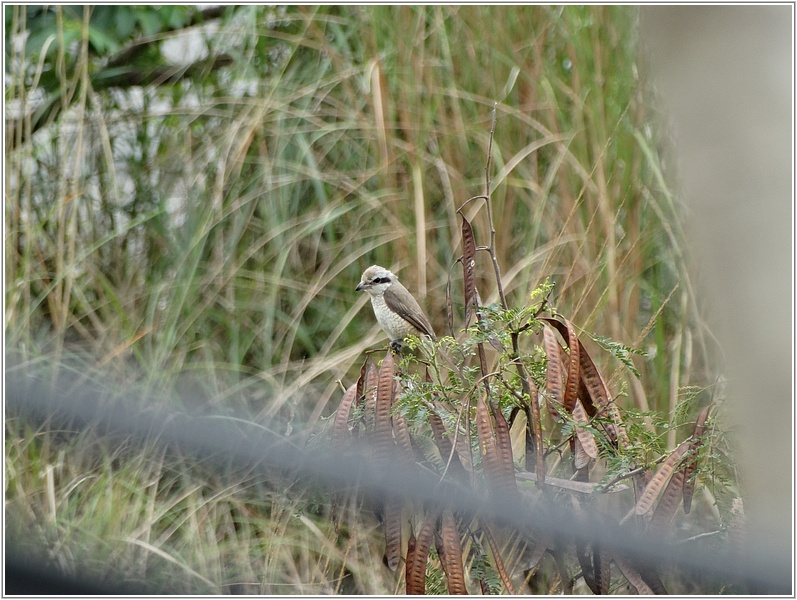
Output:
[{"left": 6, "top": 5, "right": 727, "bottom": 594}]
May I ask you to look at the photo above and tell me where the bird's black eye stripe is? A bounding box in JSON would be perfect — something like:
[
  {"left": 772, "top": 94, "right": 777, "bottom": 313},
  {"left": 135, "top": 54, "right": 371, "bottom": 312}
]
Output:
[{"left": 372, "top": 276, "right": 389, "bottom": 284}]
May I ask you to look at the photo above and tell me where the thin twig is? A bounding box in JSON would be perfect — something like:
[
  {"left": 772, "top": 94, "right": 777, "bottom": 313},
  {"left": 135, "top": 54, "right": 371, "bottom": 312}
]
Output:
[
  {"left": 485, "top": 102, "right": 497, "bottom": 199},
  {"left": 673, "top": 530, "right": 724, "bottom": 545},
  {"left": 598, "top": 452, "right": 671, "bottom": 492}
]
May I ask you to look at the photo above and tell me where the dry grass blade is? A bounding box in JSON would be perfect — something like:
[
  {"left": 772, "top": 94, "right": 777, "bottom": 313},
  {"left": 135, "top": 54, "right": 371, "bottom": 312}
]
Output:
[
  {"left": 406, "top": 517, "right": 436, "bottom": 594},
  {"left": 483, "top": 526, "right": 517, "bottom": 594},
  {"left": 542, "top": 325, "right": 565, "bottom": 413},
  {"left": 572, "top": 399, "right": 599, "bottom": 460},
  {"left": 439, "top": 509, "right": 468, "bottom": 594},
  {"left": 634, "top": 441, "right": 690, "bottom": 516},
  {"left": 647, "top": 470, "right": 685, "bottom": 538},
  {"left": 446, "top": 275, "right": 454, "bottom": 338},
  {"left": 682, "top": 403, "right": 712, "bottom": 513},
  {"left": 460, "top": 216, "right": 478, "bottom": 328},
  {"left": 614, "top": 556, "right": 655, "bottom": 594},
  {"left": 384, "top": 497, "right": 403, "bottom": 572}
]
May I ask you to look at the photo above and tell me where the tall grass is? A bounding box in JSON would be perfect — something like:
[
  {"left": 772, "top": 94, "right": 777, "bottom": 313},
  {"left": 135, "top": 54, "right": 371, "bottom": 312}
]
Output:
[{"left": 5, "top": 6, "right": 721, "bottom": 593}]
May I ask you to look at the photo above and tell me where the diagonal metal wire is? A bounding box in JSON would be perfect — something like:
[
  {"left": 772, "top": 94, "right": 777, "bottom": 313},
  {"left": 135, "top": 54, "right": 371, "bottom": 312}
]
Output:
[{"left": 4, "top": 362, "right": 792, "bottom": 595}]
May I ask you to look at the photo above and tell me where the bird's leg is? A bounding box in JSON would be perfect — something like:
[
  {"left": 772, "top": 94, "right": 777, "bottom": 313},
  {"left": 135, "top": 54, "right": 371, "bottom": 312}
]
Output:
[{"left": 389, "top": 340, "right": 403, "bottom": 354}]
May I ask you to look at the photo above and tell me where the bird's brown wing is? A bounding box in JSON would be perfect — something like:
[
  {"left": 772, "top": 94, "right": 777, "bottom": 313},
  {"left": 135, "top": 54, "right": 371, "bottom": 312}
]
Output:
[{"left": 384, "top": 283, "right": 436, "bottom": 338}]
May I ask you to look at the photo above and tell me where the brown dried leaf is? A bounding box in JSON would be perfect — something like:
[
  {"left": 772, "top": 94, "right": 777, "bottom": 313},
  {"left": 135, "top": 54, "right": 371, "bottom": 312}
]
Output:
[
  {"left": 563, "top": 319, "right": 581, "bottom": 414},
  {"left": 453, "top": 427, "right": 474, "bottom": 474},
  {"left": 693, "top": 402, "right": 712, "bottom": 438},
  {"left": 572, "top": 399, "right": 599, "bottom": 460},
  {"left": 578, "top": 541, "right": 610, "bottom": 596},
  {"left": 524, "top": 375, "right": 547, "bottom": 483},
  {"left": 476, "top": 394, "right": 498, "bottom": 465},
  {"left": 331, "top": 382, "right": 358, "bottom": 534},
  {"left": 355, "top": 356, "right": 369, "bottom": 404},
  {"left": 429, "top": 410, "right": 452, "bottom": 457},
  {"left": 461, "top": 217, "right": 477, "bottom": 327},
  {"left": 548, "top": 343, "right": 570, "bottom": 422},
  {"left": 575, "top": 342, "right": 606, "bottom": 417},
  {"left": 476, "top": 394, "right": 505, "bottom": 495},
  {"left": 384, "top": 497, "right": 402, "bottom": 571},
  {"left": 406, "top": 530, "right": 418, "bottom": 591},
  {"left": 476, "top": 393, "right": 517, "bottom": 498},
  {"left": 365, "top": 357, "right": 379, "bottom": 396},
  {"left": 728, "top": 497, "right": 746, "bottom": 558},
  {"left": 634, "top": 441, "right": 690, "bottom": 516},
  {"left": 482, "top": 525, "right": 517, "bottom": 594},
  {"left": 593, "top": 545, "right": 610, "bottom": 595},
  {"left": 393, "top": 410, "right": 414, "bottom": 459},
  {"left": 614, "top": 556, "right": 655, "bottom": 595},
  {"left": 391, "top": 381, "right": 414, "bottom": 460},
  {"left": 439, "top": 510, "right": 468, "bottom": 594},
  {"left": 406, "top": 518, "right": 435, "bottom": 594},
  {"left": 525, "top": 536, "right": 549, "bottom": 572},
  {"left": 540, "top": 317, "right": 600, "bottom": 417},
  {"left": 576, "top": 542, "right": 595, "bottom": 593},
  {"left": 430, "top": 408, "right": 467, "bottom": 479},
  {"left": 542, "top": 325, "right": 565, "bottom": 413},
  {"left": 332, "top": 383, "right": 358, "bottom": 452},
  {"left": 647, "top": 470, "right": 685, "bottom": 538},
  {"left": 361, "top": 359, "right": 379, "bottom": 434},
  {"left": 682, "top": 403, "right": 712, "bottom": 513},
  {"left": 603, "top": 401, "right": 628, "bottom": 449},
  {"left": 491, "top": 400, "right": 519, "bottom": 500},
  {"left": 573, "top": 436, "right": 591, "bottom": 472},
  {"left": 375, "top": 351, "right": 396, "bottom": 459}
]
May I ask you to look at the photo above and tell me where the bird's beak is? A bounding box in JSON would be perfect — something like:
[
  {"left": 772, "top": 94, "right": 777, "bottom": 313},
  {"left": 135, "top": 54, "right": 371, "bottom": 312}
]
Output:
[{"left": 355, "top": 282, "right": 364, "bottom": 291}]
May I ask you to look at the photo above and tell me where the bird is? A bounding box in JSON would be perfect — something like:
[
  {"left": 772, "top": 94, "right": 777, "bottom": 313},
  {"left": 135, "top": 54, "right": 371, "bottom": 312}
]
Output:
[{"left": 356, "top": 265, "right": 436, "bottom": 350}]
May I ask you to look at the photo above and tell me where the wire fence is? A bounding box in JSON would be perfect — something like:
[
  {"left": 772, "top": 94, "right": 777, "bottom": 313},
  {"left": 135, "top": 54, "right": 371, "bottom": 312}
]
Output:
[{"left": 5, "top": 360, "right": 792, "bottom": 595}]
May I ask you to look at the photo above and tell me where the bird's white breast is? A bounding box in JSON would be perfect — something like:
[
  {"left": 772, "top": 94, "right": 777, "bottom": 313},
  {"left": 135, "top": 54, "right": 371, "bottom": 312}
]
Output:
[{"left": 370, "top": 293, "right": 417, "bottom": 341}]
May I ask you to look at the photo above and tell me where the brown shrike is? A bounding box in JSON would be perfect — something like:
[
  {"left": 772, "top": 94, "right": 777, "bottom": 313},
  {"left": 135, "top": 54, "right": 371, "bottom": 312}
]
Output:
[{"left": 356, "top": 265, "right": 436, "bottom": 350}]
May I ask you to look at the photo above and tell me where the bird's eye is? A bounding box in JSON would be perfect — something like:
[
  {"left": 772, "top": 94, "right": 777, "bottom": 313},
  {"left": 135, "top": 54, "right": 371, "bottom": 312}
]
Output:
[{"left": 373, "top": 277, "right": 389, "bottom": 284}]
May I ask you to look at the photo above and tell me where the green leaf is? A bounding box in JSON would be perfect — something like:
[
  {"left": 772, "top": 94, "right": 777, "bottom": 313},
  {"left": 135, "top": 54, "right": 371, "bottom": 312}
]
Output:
[
  {"left": 136, "top": 9, "right": 165, "bottom": 36},
  {"left": 88, "top": 24, "right": 121, "bottom": 55},
  {"left": 587, "top": 333, "right": 646, "bottom": 378},
  {"left": 113, "top": 7, "right": 138, "bottom": 38}
]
